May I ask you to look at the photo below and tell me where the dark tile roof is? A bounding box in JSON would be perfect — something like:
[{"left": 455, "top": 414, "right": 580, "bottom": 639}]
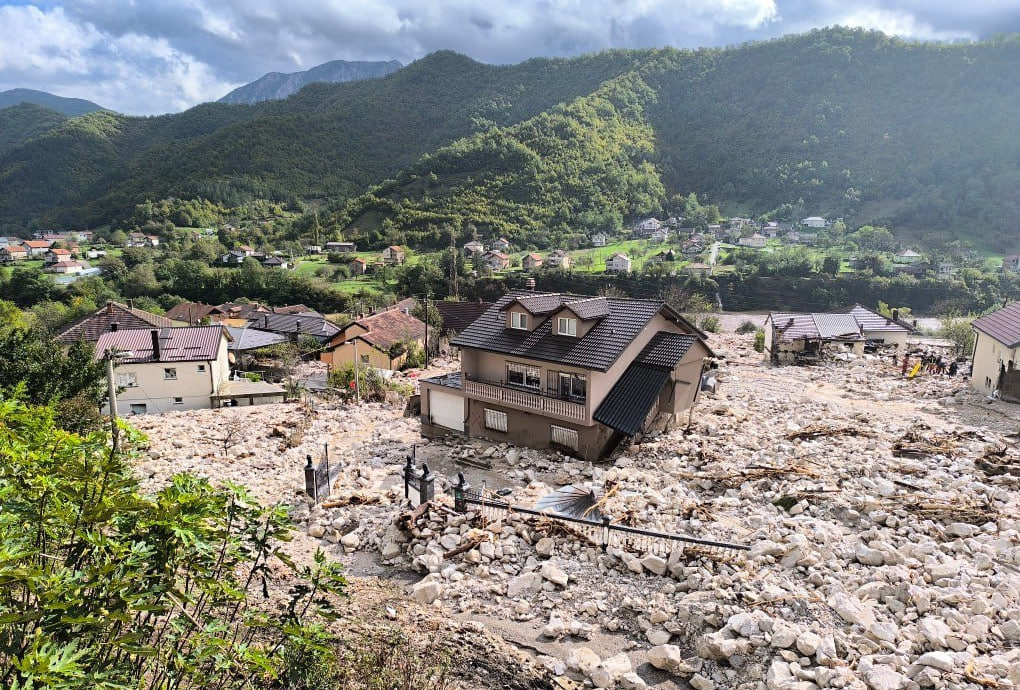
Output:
[
  {"left": 453, "top": 291, "right": 698, "bottom": 372},
  {"left": 503, "top": 293, "right": 564, "bottom": 315},
  {"left": 224, "top": 326, "right": 290, "bottom": 351},
  {"left": 971, "top": 301, "right": 1020, "bottom": 348},
  {"left": 436, "top": 301, "right": 491, "bottom": 334},
  {"left": 593, "top": 364, "right": 670, "bottom": 436},
  {"left": 637, "top": 332, "right": 699, "bottom": 369},
  {"left": 253, "top": 313, "right": 341, "bottom": 340},
  {"left": 273, "top": 304, "right": 317, "bottom": 315},
  {"left": 94, "top": 326, "right": 227, "bottom": 363},
  {"left": 165, "top": 302, "right": 223, "bottom": 323},
  {"left": 57, "top": 301, "right": 176, "bottom": 344},
  {"left": 562, "top": 297, "right": 609, "bottom": 320}
]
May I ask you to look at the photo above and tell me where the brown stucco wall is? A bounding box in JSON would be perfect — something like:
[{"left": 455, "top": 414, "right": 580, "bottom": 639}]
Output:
[{"left": 464, "top": 399, "right": 615, "bottom": 461}]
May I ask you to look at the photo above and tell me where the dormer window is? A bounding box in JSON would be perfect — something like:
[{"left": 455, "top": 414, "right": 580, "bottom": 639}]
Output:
[
  {"left": 557, "top": 317, "right": 577, "bottom": 337},
  {"left": 510, "top": 312, "right": 528, "bottom": 330}
]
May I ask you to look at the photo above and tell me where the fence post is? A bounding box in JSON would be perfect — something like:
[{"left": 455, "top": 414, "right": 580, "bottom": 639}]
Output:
[
  {"left": 601, "top": 516, "right": 612, "bottom": 552},
  {"left": 304, "top": 455, "right": 317, "bottom": 502},
  {"left": 403, "top": 456, "right": 414, "bottom": 500},
  {"left": 419, "top": 463, "right": 435, "bottom": 505},
  {"left": 453, "top": 472, "right": 470, "bottom": 513}
]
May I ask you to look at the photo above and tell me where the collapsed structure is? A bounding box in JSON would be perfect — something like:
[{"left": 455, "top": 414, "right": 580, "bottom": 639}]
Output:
[{"left": 764, "top": 304, "right": 914, "bottom": 364}]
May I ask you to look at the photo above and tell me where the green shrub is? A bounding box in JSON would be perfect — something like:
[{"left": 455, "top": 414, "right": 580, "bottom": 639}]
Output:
[
  {"left": 753, "top": 328, "right": 765, "bottom": 352},
  {"left": 699, "top": 315, "right": 721, "bottom": 333},
  {"left": 735, "top": 319, "right": 758, "bottom": 334}
]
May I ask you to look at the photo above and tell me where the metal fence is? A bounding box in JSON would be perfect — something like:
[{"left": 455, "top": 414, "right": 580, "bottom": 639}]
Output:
[{"left": 445, "top": 472, "right": 749, "bottom": 557}]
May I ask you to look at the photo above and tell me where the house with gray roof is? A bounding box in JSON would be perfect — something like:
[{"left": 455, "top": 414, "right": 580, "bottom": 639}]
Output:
[
  {"left": 419, "top": 291, "right": 712, "bottom": 461},
  {"left": 971, "top": 301, "right": 1020, "bottom": 402}
]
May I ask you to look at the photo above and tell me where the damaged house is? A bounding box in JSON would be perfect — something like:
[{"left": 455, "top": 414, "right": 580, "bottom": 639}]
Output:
[
  {"left": 419, "top": 292, "right": 713, "bottom": 461},
  {"left": 971, "top": 301, "right": 1020, "bottom": 402},
  {"left": 763, "top": 312, "right": 866, "bottom": 364}
]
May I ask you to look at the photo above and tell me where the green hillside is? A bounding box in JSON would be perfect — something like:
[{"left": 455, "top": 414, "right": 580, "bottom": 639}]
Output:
[
  {"left": 0, "top": 88, "right": 104, "bottom": 116},
  {"left": 0, "top": 103, "right": 68, "bottom": 155},
  {"left": 336, "top": 29, "right": 1020, "bottom": 251},
  {"left": 1, "top": 29, "right": 1018, "bottom": 251}
]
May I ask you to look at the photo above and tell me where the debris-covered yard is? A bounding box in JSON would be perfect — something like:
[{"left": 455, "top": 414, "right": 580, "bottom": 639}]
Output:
[{"left": 129, "top": 330, "right": 1020, "bottom": 690}]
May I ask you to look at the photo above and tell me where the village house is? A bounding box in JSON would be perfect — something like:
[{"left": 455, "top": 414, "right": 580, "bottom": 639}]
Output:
[
  {"left": 44, "top": 248, "right": 73, "bottom": 264},
  {"left": 94, "top": 326, "right": 234, "bottom": 414},
  {"left": 801, "top": 216, "right": 828, "bottom": 228},
  {"left": 894, "top": 249, "right": 923, "bottom": 264},
  {"left": 45, "top": 260, "right": 86, "bottom": 275},
  {"left": 1002, "top": 255, "right": 1020, "bottom": 273},
  {"left": 681, "top": 241, "right": 704, "bottom": 256},
  {"left": 21, "top": 240, "right": 53, "bottom": 256},
  {"left": 971, "top": 301, "right": 1020, "bottom": 403},
  {"left": 260, "top": 255, "right": 289, "bottom": 269},
  {"left": 633, "top": 217, "right": 662, "bottom": 237},
  {"left": 57, "top": 301, "right": 180, "bottom": 346},
  {"left": 763, "top": 312, "right": 866, "bottom": 364},
  {"left": 383, "top": 245, "right": 406, "bottom": 265},
  {"left": 591, "top": 232, "right": 608, "bottom": 248},
  {"left": 738, "top": 233, "right": 767, "bottom": 248},
  {"left": 840, "top": 305, "right": 914, "bottom": 349},
  {"left": 321, "top": 307, "right": 426, "bottom": 371},
  {"left": 220, "top": 249, "right": 250, "bottom": 265},
  {"left": 522, "top": 252, "right": 544, "bottom": 272},
  {"left": 0, "top": 245, "right": 28, "bottom": 261},
  {"left": 418, "top": 292, "right": 713, "bottom": 461},
  {"left": 937, "top": 262, "right": 958, "bottom": 280},
  {"left": 463, "top": 240, "right": 486, "bottom": 257},
  {"left": 164, "top": 302, "right": 227, "bottom": 325},
  {"left": 304, "top": 245, "right": 323, "bottom": 255},
  {"left": 650, "top": 228, "right": 670, "bottom": 243},
  {"left": 683, "top": 262, "right": 713, "bottom": 278},
  {"left": 478, "top": 250, "right": 510, "bottom": 272},
  {"left": 324, "top": 241, "right": 357, "bottom": 253},
  {"left": 348, "top": 257, "right": 368, "bottom": 275},
  {"left": 492, "top": 238, "right": 512, "bottom": 252},
  {"left": 605, "top": 252, "right": 632, "bottom": 274},
  {"left": 547, "top": 249, "right": 571, "bottom": 269}
]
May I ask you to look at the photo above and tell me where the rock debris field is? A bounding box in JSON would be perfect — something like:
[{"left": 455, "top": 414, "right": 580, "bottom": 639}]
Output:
[{"left": 130, "top": 334, "right": 1020, "bottom": 690}]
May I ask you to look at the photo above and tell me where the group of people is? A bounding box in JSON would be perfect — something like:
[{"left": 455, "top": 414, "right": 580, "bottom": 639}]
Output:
[{"left": 896, "top": 350, "right": 959, "bottom": 377}]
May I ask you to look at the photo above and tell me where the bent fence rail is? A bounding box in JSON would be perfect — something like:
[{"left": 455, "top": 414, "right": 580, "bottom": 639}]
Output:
[{"left": 448, "top": 473, "right": 749, "bottom": 557}]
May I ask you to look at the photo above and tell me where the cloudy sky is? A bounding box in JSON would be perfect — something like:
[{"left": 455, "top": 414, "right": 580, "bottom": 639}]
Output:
[{"left": 0, "top": 0, "right": 1015, "bottom": 115}]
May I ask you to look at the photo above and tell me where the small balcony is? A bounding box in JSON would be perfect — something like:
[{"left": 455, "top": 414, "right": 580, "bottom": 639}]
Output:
[{"left": 461, "top": 375, "right": 587, "bottom": 423}]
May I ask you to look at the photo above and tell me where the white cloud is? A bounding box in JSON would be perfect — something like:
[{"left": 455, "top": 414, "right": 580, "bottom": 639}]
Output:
[{"left": 0, "top": 0, "right": 1013, "bottom": 114}]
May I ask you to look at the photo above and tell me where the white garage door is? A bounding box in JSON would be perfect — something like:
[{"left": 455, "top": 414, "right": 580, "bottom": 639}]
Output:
[{"left": 429, "top": 390, "right": 464, "bottom": 432}]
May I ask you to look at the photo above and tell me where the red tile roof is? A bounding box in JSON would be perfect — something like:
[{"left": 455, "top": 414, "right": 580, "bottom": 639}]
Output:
[
  {"left": 972, "top": 302, "right": 1020, "bottom": 348},
  {"left": 94, "top": 326, "right": 228, "bottom": 363},
  {"left": 349, "top": 308, "right": 425, "bottom": 351}
]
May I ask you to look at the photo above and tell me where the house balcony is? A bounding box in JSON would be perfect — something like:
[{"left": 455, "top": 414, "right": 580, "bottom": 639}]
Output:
[{"left": 461, "top": 375, "right": 588, "bottom": 423}]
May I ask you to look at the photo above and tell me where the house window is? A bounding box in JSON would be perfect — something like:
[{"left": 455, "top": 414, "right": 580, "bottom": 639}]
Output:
[
  {"left": 509, "top": 311, "right": 528, "bottom": 330},
  {"left": 507, "top": 362, "right": 541, "bottom": 390},
  {"left": 557, "top": 372, "right": 586, "bottom": 403},
  {"left": 197, "top": 364, "right": 206, "bottom": 373},
  {"left": 986, "top": 376, "right": 992, "bottom": 389},
  {"left": 551, "top": 425, "right": 579, "bottom": 451},
  {"left": 484, "top": 408, "right": 508, "bottom": 432},
  {"left": 164, "top": 367, "right": 177, "bottom": 380},
  {"left": 115, "top": 372, "right": 138, "bottom": 388},
  {"left": 129, "top": 404, "right": 147, "bottom": 415},
  {"left": 557, "top": 317, "right": 577, "bottom": 337},
  {"left": 173, "top": 397, "right": 184, "bottom": 405},
  {"left": 360, "top": 354, "right": 370, "bottom": 364}
]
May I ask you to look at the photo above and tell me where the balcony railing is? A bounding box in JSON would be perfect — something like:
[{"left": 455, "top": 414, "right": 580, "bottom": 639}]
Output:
[{"left": 462, "top": 376, "right": 587, "bottom": 422}]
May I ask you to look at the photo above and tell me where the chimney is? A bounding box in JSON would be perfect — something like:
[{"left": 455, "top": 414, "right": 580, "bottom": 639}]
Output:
[
  {"left": 106, "top": 301, "right": 115, "bottom": 314},
  {"left": 127, "top": 299, "right": 134, "bottom": 309},
  {"left": 150, "top": 329, "right": 161, "bottom": 361},
  {"left": 892, "top": 309, "right": 899, "bottom": 322},
  {"left": 110, "top": 322, "right": 118, "bottom": 332}
]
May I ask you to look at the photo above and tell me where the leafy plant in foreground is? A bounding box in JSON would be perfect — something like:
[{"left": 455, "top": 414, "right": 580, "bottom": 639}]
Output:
[{"left": 0, "top": 398, "right": 346, "bottom": 689}]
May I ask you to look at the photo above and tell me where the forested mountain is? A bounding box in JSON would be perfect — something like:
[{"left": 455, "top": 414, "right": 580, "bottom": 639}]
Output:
[
  {"left": 0, "top": 88, "right": 105, "bottom": 116},
  {"left": 218, "top": 59, "right": 403, "bottom": 104},
  {"left": 0, "top": 103, "right": 69, "bottom": 156},
  {"left": 1, "top": 29, "right": 1017, "bottom": 250}
]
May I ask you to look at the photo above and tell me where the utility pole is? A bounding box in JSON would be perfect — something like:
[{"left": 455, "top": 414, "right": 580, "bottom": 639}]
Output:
[
  {"left": 104, "top": 349, "right": 131, "bottom": 453},
  {"left": 352, "top": 339, "right": 361, "bottom": 404},
  {"left": 423, "top": 293, "right": 430, "bottom": 368}
]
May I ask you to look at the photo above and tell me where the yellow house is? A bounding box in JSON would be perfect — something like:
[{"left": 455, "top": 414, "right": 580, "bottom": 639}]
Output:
[
  {"left": 94, "top": 326, "right": 232, "bottom": 414},
  {"left": 321, "top": 307, "right": 426, "bottom": 371},
  {"left": 971, "top": 302, "right": 1020, "bottom": 402}
]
